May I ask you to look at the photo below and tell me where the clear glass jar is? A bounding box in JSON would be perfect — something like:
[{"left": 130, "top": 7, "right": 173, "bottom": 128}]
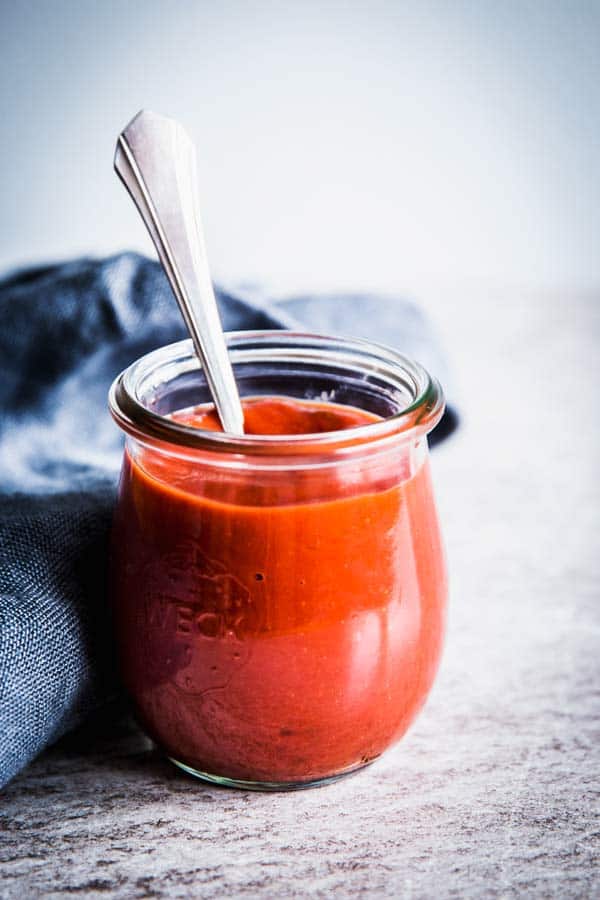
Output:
[{"left": 109, "top": 331, "right": 447, "bottom": 790}]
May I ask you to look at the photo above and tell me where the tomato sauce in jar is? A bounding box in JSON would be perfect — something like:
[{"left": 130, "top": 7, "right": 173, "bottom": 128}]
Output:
[{"left": 109, "top": 334, "right": 447, "bottom": 789}]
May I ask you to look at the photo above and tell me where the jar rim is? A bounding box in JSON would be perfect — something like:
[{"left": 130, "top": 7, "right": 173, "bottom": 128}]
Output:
[{"left": 108, "top": 330, "right": 445, "bottom": 457}]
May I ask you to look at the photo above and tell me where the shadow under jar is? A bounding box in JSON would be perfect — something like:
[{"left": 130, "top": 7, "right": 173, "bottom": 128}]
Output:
[{"left": 109, "top": 331, "right": 448, "bottom": 790}]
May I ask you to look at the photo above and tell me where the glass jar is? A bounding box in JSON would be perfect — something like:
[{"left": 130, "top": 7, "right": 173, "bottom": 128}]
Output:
[{"left": 109, "top": 331, "right": 447, "bottom": 790}]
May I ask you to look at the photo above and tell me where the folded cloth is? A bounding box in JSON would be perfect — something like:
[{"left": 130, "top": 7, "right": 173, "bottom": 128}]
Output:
[{"left": 0, "top": 252, "right": 458, "bottom": 788}]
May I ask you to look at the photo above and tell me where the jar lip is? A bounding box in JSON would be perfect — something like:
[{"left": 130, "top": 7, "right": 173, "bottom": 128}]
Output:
[{"left": 108, "top": 330, "right": 445, "bottom": 456}]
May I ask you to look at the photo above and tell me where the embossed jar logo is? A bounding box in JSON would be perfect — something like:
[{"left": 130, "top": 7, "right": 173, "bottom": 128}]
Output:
[{"left": 143, "top": 541, "right": 256, "bottom": 694}]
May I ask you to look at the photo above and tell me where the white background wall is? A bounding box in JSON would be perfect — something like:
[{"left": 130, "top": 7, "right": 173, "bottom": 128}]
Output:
[{"left": 2, "top": 0, "right": 599, "bottom": 296}]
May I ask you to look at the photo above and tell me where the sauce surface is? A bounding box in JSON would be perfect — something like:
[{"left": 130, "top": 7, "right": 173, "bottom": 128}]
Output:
[
  {"left": 111, "top": 395, "right": 447, "bottom": 784},
  {"left": 171, "top": 394, "right": 380, "bottom": 435}
]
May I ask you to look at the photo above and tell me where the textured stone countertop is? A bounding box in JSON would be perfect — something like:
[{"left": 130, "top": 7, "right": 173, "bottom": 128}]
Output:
[{"left": 1, "top": 290, "right": 598, "bottom": 898}]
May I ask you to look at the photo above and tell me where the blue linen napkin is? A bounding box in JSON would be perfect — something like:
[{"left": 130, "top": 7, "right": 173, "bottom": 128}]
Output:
[{"left": 0, "top": 252, "right": 457, "bottom": 788}]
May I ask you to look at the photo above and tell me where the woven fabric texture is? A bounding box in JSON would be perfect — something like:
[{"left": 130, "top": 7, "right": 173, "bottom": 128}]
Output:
[{"left": 0, "top": 252, "right": 457, "bottom": 788}]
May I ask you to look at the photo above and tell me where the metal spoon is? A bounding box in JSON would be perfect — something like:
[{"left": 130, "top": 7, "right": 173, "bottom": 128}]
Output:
[{"left": 114, "top": 109, "right": 245, "bottom": 434}]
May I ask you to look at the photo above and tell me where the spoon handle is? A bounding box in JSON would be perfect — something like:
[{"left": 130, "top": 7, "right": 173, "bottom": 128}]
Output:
[{"left": 114, "top": 110, "right": 244, "bottom": 434}]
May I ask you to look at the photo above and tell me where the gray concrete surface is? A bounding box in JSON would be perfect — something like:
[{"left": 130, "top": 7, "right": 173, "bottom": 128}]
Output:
[{"left": 1, "top": 290, "right": 598, "bottom": 898}]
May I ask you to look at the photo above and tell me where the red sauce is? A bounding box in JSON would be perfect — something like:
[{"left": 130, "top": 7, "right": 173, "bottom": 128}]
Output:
[
  {"left": 111, "top": 396, "right": 446, "bottom": 784},
  {"left": 176, "top": 395, "right": 377, "bottom": 435}
]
